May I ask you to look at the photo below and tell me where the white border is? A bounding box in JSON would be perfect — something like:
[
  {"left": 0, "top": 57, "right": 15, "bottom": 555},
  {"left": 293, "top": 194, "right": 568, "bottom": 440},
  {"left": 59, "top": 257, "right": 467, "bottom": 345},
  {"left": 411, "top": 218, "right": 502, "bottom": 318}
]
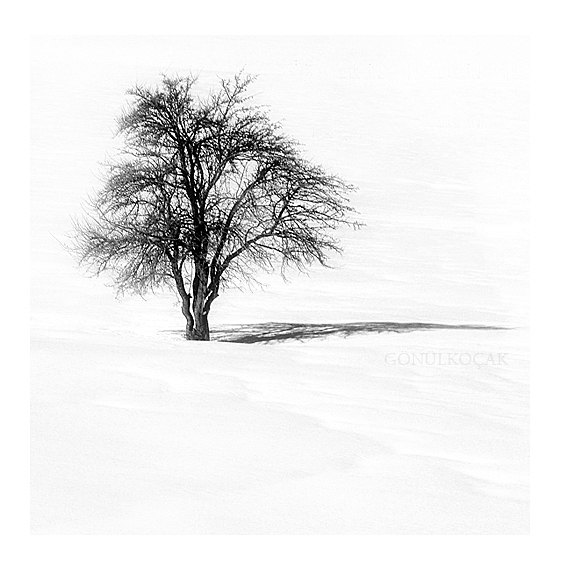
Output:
[{"left": 4, "top": 0, "right": 569, "bottom": 568}]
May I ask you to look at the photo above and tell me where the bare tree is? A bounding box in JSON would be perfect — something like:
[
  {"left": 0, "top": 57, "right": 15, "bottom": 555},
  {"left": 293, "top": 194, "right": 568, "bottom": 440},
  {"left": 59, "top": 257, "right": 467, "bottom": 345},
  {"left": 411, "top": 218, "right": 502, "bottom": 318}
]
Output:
[{"left": 74, "top": 74, "right": 358, "bottom": 340}]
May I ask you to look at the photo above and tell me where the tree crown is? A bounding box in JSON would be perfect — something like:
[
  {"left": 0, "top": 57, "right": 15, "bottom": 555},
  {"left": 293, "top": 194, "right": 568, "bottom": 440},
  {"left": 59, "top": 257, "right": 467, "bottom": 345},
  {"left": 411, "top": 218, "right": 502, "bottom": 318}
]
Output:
[{"left": 74, "top": 74, "right": 358, "bottom": 308}]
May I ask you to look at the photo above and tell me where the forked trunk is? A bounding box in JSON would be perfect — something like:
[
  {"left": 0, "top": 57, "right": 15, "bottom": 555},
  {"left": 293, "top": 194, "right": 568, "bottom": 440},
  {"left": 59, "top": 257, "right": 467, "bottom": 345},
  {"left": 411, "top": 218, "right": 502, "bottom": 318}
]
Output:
[
  {"left": 182, "top": 300, "right": 210, "bottom": 341},
  {"left": 177, "top": 260, "right": 213, "bottom": 341},
  {"left": 188, "top": 262, "right": 211, "bottom": 341},
  {"left": 190, "top": 310, "right": 210, "bottom": 341}
]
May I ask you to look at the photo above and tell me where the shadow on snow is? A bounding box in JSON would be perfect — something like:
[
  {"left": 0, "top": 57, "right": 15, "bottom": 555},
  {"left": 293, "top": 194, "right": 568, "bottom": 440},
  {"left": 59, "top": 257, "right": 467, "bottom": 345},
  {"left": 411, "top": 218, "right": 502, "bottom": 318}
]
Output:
[{"left": 164, "top": 321, "right": 510, "bottom": 344}]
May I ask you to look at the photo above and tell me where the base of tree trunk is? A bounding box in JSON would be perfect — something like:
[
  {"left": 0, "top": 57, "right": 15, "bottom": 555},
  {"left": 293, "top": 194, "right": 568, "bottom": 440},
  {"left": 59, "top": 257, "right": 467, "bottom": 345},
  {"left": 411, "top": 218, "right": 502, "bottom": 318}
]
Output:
[
  {"left": 185, "top": 320, "right": 210, "bottom": 341},
  {"left": 187, "top": 330, "right": 210, "bottom": 341}
]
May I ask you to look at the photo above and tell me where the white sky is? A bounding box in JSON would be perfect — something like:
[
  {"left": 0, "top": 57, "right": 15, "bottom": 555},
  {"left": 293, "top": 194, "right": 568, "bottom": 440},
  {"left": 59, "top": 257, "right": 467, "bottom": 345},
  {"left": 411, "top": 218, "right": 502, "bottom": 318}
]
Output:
[{"left": 31, "top": 36, "right": 529, "bottom": 331}]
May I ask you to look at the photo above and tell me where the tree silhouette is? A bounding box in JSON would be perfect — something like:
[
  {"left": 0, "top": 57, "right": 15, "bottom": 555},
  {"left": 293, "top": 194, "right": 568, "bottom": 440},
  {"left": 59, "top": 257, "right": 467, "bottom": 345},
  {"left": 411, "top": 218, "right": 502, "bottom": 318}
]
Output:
[{"left": 74, "top": 74, "right": 358, "bottom": 340}]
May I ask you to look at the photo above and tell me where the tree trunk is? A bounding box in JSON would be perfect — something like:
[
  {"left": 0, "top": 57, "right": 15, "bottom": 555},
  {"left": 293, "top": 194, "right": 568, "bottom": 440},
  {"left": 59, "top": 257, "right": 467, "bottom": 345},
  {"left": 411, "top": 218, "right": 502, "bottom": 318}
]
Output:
[
  {"left": 181, "top": 292, "right": 209, "bottom": 341},
  {"left": 189, "top": 261, "right": 210, "bottom": 341},
  {"left": 180, "top": 294, "right": 195, "bottom": 341},
  {"left": 190, "top": 310, "right": 210, "bottom": 341}
]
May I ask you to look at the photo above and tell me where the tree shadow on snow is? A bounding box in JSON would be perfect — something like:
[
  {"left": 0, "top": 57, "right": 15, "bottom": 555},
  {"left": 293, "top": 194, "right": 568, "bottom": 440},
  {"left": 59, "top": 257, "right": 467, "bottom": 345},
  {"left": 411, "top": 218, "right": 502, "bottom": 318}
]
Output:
[{"left": 200, "top": 321, "right": 510, "bottom": 344}]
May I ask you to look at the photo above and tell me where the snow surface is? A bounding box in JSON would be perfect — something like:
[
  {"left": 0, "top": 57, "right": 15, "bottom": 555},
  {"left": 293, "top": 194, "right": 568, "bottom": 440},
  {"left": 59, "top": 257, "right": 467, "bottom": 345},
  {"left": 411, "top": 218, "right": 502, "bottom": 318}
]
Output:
[{"left": 31, "top": 37, "right": 529, "bottom": 533}]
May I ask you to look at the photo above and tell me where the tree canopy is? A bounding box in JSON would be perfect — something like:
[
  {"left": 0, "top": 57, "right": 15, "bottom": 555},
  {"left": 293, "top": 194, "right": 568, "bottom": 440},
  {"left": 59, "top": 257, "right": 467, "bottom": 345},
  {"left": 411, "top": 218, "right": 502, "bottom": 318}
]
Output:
[{"left": 74, "top": 74, "right": 358, "bottom": 340}]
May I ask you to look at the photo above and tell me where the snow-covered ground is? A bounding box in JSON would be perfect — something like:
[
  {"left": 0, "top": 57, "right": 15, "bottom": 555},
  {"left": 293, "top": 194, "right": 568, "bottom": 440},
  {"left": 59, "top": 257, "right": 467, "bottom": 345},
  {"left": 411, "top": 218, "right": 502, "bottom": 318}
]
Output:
[
  {"left": 31, "top": 37, "right": 529, "bottom": 533},
  {"left": 32, "top": 326, "right": 528, "bottom": 533}
]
